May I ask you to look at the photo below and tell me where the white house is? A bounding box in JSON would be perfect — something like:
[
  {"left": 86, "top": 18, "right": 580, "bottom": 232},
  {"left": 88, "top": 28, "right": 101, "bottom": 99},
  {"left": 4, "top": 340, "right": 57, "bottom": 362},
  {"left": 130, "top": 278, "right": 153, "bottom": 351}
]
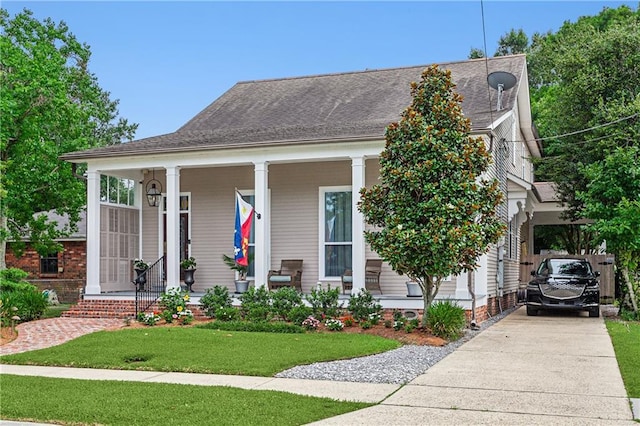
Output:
[{"left": 62, "top": 54, "right": 540, "bottom": 321}]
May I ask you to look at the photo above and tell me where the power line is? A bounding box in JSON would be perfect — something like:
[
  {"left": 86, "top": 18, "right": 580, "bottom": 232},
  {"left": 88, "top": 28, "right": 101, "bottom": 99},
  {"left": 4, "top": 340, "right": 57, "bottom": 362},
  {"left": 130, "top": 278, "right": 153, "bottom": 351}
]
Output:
[{"left": 534, "top": 113, "right": 638, "bottom": 142}]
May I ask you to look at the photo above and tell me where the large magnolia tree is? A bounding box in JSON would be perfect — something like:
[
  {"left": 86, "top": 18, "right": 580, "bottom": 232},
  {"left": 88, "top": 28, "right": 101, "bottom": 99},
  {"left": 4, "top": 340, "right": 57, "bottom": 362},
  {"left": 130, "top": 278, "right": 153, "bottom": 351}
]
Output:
[
  {"left": 0, "top": 9, "right": 137, "bottom": 265},
  {"left": 359, "top": 65, "right": 506, "bottom": 326}
]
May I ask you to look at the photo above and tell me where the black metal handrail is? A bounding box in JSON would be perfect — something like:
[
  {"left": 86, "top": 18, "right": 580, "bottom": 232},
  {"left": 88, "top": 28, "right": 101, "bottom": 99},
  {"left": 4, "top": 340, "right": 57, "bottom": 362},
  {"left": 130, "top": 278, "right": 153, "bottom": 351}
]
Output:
[{"left": 133, "top": 256, "right": 165, "bottom": 317}]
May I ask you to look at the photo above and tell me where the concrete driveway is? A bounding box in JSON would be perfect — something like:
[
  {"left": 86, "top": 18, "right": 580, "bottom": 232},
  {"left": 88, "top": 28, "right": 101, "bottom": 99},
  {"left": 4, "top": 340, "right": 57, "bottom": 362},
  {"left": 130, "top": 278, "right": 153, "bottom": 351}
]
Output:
[{"left": 311, "top": 306, "right": 635, "bottom": 425}]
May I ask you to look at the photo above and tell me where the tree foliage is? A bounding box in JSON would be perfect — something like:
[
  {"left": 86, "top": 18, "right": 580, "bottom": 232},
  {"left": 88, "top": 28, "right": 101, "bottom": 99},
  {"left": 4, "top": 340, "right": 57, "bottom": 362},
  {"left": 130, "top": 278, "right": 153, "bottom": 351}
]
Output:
[
  {"left": 526, "top": 5, "right": 640, "bottom": 311},
  {"left": 358, "top": 65, "right": 505, "bottom": 326},
  {"left": 468, "top": 27, "right": 528, "bottom": 60},
  {"left": 467, "top": 47, "right": 485, "bottom": 59},
  {"left": 578, "top": 147, "right": 640, "bottom": 314},
  {"left": 494, "top": 28, "right": 528, "bottom": 56},
  {"left": 530, "top": 5, "right": 640, "bottom": 220},
  {"left": 0, "top": 8, "right": 137, "bottom": 261}
]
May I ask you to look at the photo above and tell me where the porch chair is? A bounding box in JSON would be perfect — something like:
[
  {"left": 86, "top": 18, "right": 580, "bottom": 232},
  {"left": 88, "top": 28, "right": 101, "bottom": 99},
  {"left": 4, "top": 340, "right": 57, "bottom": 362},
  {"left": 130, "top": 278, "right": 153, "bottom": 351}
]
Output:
[
  {"left": 341, "top": 259, "right": 383, "bottom": 295},
  {"left": 267, "top": 259, "right": 303, "bottom": 292}
]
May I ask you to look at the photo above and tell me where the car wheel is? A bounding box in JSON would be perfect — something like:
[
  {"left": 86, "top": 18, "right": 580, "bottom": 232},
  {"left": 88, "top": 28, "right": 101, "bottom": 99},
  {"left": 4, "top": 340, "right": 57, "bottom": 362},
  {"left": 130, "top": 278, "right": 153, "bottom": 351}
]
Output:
[
  {"left": 526, "top": 306, "right": 538, "bottom": 316},
  {"left": 589, "top": 306, "right": 600, "bottom": 318}
]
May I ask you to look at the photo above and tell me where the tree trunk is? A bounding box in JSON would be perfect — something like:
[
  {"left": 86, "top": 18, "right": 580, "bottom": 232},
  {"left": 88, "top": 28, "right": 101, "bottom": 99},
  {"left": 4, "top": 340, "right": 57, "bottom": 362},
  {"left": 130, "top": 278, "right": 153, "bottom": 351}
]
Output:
[
  {"left": 467, "top": 271, "right": 476, "bottom": 325},
  {"left": 620, "top": 266, "right": 638, "bottom": 316},
  {"left": 420, "top": 275, "right": 443, "bottom": 328},
  {"left": 0, "top": 214, "right": 7, "bottom": 270}
]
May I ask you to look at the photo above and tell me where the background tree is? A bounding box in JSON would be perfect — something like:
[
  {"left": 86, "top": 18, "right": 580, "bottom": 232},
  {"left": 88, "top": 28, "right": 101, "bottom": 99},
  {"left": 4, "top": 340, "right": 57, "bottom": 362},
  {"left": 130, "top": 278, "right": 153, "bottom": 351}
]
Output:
[
  {"left": 358, "top": 65, "right": 505, "bottom": 326},
  {"left": 0, "top": 8, "right": 137, "bottom": 266},
  {"left": 527, "top": 5, "right": 640, "bottom": 303},
  {"left": 578, "top": 147, "right": 640, "bottom": 316},
  {"left": 469, "top": 27, "right": 529, "bottom": 60},
  {"left": 467, "top": 47, "right": 485, "bottom": 59},
  {"left": 494, "top": 28, "right": 528, "bottom": 56},
  {"left": 529, "top": 5, "right": 640, "bottom": 219}
]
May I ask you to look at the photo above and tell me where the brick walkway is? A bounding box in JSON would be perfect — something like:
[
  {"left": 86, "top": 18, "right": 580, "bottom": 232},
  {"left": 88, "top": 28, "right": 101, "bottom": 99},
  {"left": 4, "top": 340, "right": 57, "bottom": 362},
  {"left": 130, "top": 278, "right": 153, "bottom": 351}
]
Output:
[{"left": 0, "top": 317, "right": 124, "bottom": 356}]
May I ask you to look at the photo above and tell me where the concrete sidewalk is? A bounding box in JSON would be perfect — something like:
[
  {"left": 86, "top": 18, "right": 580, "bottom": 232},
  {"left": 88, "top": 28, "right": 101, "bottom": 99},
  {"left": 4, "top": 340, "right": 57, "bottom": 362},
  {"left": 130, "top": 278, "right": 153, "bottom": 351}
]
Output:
[
  {"left": 0, "top": 364, "right": 398, "bottom": 403},
  {"left": 310, "top": 307, "right": 636, "bottom": 425},
  {"left": 1, "top": 307, "right": 637, "bottom": 425}
]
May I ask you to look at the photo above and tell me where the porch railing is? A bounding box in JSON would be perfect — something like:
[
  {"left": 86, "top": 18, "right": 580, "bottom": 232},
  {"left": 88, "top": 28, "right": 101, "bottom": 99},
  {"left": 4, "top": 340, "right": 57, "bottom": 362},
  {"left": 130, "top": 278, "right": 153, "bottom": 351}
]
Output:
[{"left": 134, "top": 256, "right": 165, "bottom": 317}]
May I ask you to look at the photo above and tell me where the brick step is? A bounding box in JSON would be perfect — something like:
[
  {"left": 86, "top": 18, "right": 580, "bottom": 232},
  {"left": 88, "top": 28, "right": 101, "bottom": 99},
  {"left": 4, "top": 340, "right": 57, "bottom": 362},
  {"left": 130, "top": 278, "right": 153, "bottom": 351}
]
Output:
[{"left": 63, "top": 300, "right": 207, "bottom": 320}]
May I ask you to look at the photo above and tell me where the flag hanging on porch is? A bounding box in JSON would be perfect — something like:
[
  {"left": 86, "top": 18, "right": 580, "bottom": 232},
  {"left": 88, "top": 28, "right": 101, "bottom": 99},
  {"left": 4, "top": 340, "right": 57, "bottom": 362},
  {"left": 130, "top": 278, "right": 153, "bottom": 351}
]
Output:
[{"left": 234, "top": 192, "right": 254, "bottom": 266}]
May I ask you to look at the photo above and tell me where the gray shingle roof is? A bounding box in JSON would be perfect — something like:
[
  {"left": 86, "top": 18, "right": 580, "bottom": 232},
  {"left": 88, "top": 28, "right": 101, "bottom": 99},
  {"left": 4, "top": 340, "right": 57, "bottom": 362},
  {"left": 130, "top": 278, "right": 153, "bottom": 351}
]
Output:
[
  {"left": 533, "top": 182, "right": 561, "bottom": 203},
  {"left": 63, "top": 55, "right": 526, "bottom": 160}
]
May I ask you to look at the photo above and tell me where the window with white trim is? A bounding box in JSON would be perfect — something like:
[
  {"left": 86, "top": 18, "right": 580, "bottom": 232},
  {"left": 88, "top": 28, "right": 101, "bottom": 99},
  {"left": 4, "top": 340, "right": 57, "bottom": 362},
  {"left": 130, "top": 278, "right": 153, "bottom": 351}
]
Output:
[
  {"left": 320, "top": 187, "right": 352, "bottom": 277},
  {"left": 100, "top": 175, "right": 135, "bottom": 206}
]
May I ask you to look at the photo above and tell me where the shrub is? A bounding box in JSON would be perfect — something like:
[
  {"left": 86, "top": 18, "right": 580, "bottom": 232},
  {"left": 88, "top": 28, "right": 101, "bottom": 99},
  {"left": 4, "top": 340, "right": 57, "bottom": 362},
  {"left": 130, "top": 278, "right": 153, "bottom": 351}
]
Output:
[
  {"left": 137, "top": 311, "right": 161, "bottom": 326},
  {"left": 1, "top": 285, "right": 48, "bottom": 323},
  {"left": 384, "top": 319, "right": 393, "bottom": 328},
  {"left": 324, "top": 318, "right": 344, "bottom": 331},
  {"left": 393, "top": 318, "right": 406, "bottom": 331},
  {"left": 347, "top": 289, "right": 382, "bottom": 322},
  {"left": 270, "top": 286, "right": 304, "bottom": 321},
  {"left": 160, "top": 288, "right": 193, "bottom": 324},
  {"left": 215, "top": 306, "right": 240, "bottom": 321},
  {"left": 301, "top": 315, "right": 320, "bottom": 331},
  {"left": 341, "top": 315, "right": 355, "bottom": 327},
  {"left": 197, "top": 320, "right": 304, "bottom": 334},
  {"left": 427, "top": 299, "right": 466, "bottom": 340},
  {"left": 0, "top": 268, "right": 35, "bottom": 294},
  {"left": 360, "top": 320, "right": 372, "bottom": 330},
  {"left": 306, "top": 286, "right": 342, "bottom": 318},
  {"left": 239, "top": 286, "right": 272, "bottom": 321},
  {"left": 368, "top": 312, "right": 382, "bottom": 325},
  {"left": 288, "top": 305, "right": 313, "bottom": 326},
  {"left": 392, "top": 309, "right": 404, "bottom": 322},
  {"left": 199, "top": 285, "right": 232, "bottom": 318},
  {"left": 0, "top": 267, "right": 29, "bottom": 285}
]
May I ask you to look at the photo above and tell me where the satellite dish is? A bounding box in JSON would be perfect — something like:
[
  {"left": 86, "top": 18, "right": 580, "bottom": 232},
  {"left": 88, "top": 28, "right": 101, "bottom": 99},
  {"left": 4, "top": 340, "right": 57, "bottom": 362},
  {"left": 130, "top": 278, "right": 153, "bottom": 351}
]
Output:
[
  {"left": 487, "top": 71, "right": 517, "bottom": 111},
  {"left": 487, "top": 71, "right": 517, "bottom": 91}
]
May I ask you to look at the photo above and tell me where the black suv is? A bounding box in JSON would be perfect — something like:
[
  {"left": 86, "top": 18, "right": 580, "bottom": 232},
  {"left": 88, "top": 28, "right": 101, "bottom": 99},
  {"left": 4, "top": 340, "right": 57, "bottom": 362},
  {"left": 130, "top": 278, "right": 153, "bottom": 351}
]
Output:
[{"left": 526, "top": 258, "right": 600, "bottom": 317}]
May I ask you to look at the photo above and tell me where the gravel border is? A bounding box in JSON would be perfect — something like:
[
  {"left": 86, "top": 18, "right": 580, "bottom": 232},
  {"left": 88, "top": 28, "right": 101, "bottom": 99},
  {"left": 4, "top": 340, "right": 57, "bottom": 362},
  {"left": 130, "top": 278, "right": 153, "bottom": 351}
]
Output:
[{"left": 275, "top": 306, "right": 519, "bottom": 384}]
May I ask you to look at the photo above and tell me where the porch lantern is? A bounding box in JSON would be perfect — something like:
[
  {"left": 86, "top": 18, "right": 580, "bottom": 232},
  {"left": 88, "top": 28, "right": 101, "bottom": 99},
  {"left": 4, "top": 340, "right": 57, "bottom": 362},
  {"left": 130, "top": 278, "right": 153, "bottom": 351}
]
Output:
[{"left": 145, "top": 169, "right": 162, "bottom": 207}]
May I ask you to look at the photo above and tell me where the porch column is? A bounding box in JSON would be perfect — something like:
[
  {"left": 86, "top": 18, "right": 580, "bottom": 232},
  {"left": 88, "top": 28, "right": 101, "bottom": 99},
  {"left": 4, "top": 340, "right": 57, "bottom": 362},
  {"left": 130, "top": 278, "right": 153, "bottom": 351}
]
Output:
[
  {"left": 254, "top": 161, "right": 269, "bottom": 288},
  {"left": 475, "top": 253, "right": 489, "bottom": 307},
  {"left": 455, "top": 272, "right": 470, "bottom": 299},
  {"left": 85, "top": 170, "right": 101, "bottom": 295},
  {"left": 351, "top": 156, "right": 366, "bottom": 293},
  {"left": 165, "top": 166, "right": 181, "bottom": 290}
]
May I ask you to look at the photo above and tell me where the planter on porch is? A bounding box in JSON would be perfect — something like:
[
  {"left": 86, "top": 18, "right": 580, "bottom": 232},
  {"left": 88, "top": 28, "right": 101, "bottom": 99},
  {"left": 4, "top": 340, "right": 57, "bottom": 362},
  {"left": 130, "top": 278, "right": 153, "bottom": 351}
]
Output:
[
  {"left": 183, "top": 269, "right": 196, "bottom": 292},
  {"left": 134, "top": 268, "right": 147, "bottom": 291},
  {"left": 235, "top": 280, "right": 250, "bottom": 294}
]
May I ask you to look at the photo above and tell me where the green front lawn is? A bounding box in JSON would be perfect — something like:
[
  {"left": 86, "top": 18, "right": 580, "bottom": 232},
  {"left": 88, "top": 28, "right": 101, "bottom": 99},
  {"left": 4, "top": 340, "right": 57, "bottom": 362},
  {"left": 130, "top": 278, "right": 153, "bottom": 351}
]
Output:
[
  {"left": 0, "top": 326, "right": 400, "bottom": 376},
  {"left": 41, "top": 303, "right": 72, "bottom": 319},
  {"left": 0, "top": 374, "right": 370, "bottom": 426},
  {"left": 606, "top": 320, "right": 640, "bottom": 398}
]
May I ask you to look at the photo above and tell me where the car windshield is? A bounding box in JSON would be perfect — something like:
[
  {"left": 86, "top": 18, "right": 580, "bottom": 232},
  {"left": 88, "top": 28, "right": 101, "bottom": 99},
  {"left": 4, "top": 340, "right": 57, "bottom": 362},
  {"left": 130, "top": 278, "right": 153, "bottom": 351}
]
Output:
[{"left": 544, "top": 259, "right": 592, "bottom": 276}]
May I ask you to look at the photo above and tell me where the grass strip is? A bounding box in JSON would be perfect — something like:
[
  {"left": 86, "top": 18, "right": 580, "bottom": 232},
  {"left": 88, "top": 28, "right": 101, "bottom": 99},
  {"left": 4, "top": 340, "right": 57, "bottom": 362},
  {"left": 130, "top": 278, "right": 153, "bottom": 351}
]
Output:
[
  {"left": 0, "top": 327, "right": 400, "bottom": 376},
  {"left": 606, "top": 320, "right": 640, "bottom": 398},
  {"left": 41, "top": 304, "right": 72, "bottom": 319},
  {"left": 0, "top": 374, "right": 370, "bottom": 425}
]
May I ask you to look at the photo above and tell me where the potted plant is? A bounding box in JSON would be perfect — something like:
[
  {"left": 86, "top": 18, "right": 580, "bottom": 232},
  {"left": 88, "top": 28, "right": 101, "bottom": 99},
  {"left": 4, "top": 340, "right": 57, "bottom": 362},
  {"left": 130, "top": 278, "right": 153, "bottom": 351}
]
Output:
[
  {"left": 180, "top": 256, "right": 197, "bottom": 292},
  {"left": 222, "top": 254, "right": 252, "bottom": 293},
  {"left": 133, "top": 258, "right": 149, "bottom": 291}
]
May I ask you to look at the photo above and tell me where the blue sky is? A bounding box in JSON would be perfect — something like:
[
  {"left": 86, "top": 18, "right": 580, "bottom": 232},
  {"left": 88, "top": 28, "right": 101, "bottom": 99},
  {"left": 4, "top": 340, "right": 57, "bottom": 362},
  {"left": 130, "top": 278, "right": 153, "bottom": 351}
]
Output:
[{"left": 3, "top": 1, "right": 637, "bottom": 140}]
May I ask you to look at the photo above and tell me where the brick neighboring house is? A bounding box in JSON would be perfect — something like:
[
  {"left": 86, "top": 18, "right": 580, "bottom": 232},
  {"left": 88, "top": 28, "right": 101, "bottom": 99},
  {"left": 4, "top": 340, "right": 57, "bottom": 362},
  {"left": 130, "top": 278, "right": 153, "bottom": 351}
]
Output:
[{"left": 4, "top": 210, "right": 87, "bottom": 303}]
